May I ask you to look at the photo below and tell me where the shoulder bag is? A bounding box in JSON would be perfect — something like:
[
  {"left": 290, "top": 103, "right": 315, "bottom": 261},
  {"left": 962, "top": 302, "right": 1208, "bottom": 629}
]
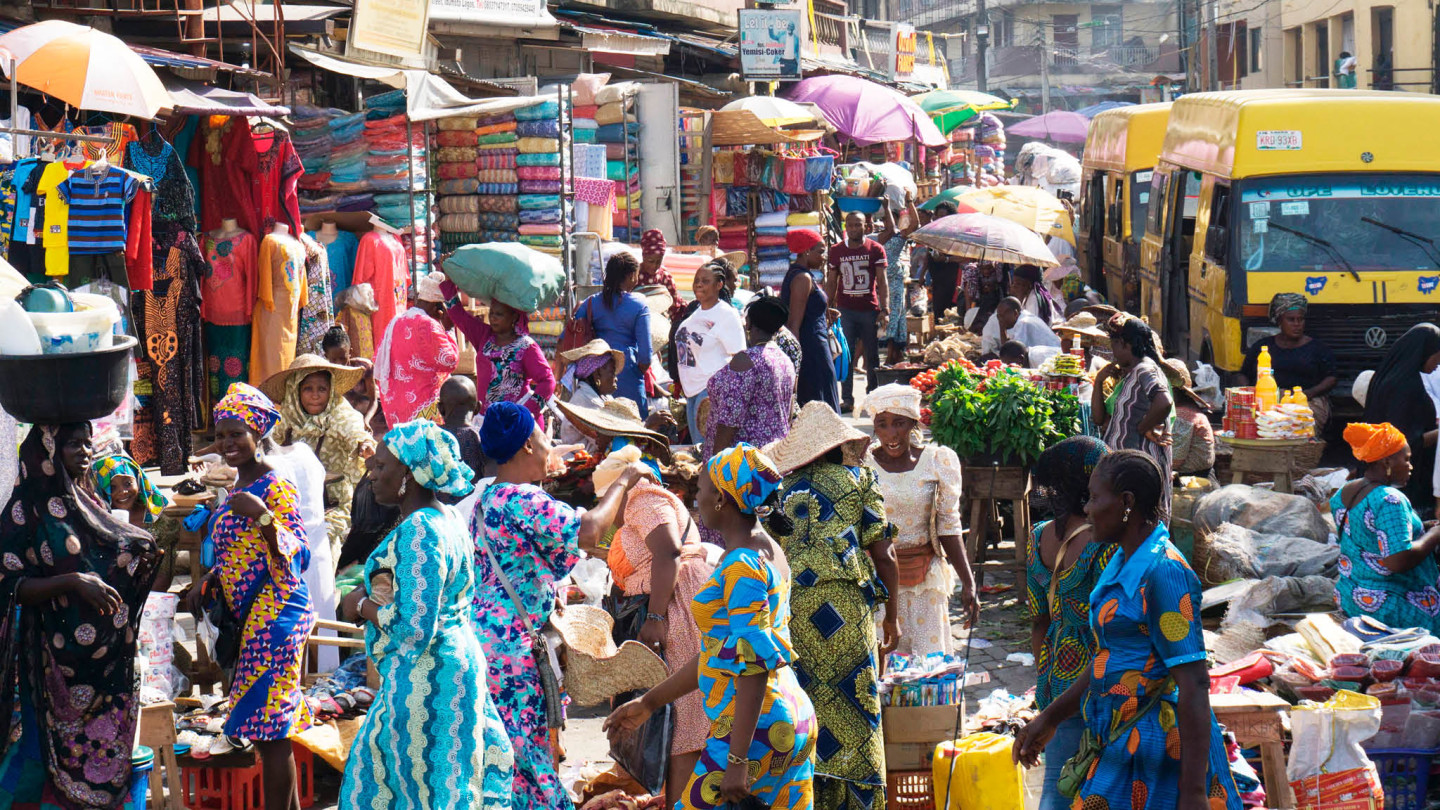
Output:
[
  {"left": 475, "top": 487, "right": 566, "bottom": 730},
  {"left": 1057, "top": 676, "right": 1174, "bottom": 799},
  {"left": 555, "top": 294, "right": 597, "bottom": 371}
]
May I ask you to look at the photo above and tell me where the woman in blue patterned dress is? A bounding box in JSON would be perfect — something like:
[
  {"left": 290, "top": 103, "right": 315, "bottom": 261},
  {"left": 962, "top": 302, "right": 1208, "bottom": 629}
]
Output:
[
  {"left": 1025, "top": 436, "right": 1115, "bottom": 810},
  {"left": 606, "top": 443, "right": 817, "bottom": 810},
  {"left": 193, "top": 383, "right": 317, "bottom": 810},
  {"left": 339, "top": 420, "right": 514, "bottom": 810},
  {"left": 471, "top": 402, "right": 650, "bottom": 810},
  {"left": 1014, "top": 450, "right": 1240, "bottom": 810},
  {"left": 1332, "top": 423, "right": 1440, "bottom": 633}
]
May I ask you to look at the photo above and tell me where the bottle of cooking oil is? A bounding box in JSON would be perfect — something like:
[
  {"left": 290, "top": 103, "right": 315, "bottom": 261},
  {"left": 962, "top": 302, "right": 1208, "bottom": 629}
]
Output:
[
  {"left": 1255, "top": 346, "right": 1279, "bottom": 412},
  {"left": 1292, "top": 387, "right": 1309, "bottom": 408}
]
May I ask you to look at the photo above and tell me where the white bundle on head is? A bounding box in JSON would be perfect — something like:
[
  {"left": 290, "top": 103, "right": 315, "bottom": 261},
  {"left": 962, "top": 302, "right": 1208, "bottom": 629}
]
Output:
[{"left": 592, "top": 444, "right": 643, "bottom": 496}]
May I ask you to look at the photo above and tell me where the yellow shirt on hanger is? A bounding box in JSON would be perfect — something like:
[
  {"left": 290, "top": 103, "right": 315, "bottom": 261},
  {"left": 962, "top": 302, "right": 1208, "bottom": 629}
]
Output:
[{"left": 36, "top": 159, "right": 89, "bottom": 278}]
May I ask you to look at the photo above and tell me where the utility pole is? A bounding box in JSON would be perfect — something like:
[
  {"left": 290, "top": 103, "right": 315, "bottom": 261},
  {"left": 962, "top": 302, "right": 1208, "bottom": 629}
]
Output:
[
  {"left": 1039, "top": 26, "right": 1051, "bottom": 112},
  {"left": 976, "top": 0, "right": 990, "bottom": 91},
  {"left": 1206, "top": 0, "right": 1218, "bottom": 89}
]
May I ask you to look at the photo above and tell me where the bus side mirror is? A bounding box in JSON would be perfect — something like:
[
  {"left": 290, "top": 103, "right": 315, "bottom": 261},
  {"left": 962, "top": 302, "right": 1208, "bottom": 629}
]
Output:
[{"left": 1205, "top": 224, "right": 1228, "bottom": 258}]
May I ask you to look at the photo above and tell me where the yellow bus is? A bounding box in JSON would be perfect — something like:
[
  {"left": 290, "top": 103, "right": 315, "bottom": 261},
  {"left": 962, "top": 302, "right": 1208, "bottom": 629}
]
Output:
[
  {"left": 1138, "top": 89, "right": 1440, "bottom": 389},
  {"left": 1078, "top": 103, "right": 1171, "bottom": 309}
]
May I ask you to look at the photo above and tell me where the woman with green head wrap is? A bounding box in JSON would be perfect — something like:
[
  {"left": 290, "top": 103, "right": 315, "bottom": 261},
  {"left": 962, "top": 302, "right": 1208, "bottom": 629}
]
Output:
[
  {"left": 92, "top": 453, "right": 170, "bottom": 528},
  {"left": 1240, "top": 292, "right": 1337, "bottom": 428}
]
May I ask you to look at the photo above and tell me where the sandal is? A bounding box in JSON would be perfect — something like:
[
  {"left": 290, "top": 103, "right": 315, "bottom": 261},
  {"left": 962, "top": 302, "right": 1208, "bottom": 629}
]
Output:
[{"left": 351, "top": 687, "right": 375, "bottom": 708}]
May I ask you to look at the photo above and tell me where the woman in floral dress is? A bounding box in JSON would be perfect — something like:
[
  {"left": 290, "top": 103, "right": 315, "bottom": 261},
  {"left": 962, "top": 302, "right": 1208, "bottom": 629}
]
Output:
[
  {"left": 606, "top": 443, "right": 818, "bottom": 810},
  {"left": 863, "top": 384, "right": 977, "bottom": 657},
  {"left": 470, "top": 402, "right": 650, "bottom": 809},
  {"left": 0, "top": 423, "right": 161, "bottom": 807},
  {"left": 193, "top": 383, "right": 316, "bottom": 809},
  {"left": 702, "top": 295, "right": 797, "bottom": 475},
  {"left": 439, "top": 275, "right": 558, "bottom": 429},
  {"left": 339, "top": 420, "right": 513, "bottom": 810}
]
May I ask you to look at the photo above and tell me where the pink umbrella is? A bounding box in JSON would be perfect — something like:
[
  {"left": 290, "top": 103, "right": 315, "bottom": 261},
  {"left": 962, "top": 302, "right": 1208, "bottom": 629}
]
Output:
[
  {"left": 785, "top": 75, "right": 947, "bottom": 147},
  {"left": 1007, "top": 110, "right": 1091, "bottom": 144}
]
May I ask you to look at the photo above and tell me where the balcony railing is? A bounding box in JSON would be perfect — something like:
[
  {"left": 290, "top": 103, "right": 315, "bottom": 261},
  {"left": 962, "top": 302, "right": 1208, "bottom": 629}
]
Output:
[
  {"left": 895, "top": 0, "right": 974, "bottom": 27},
  {"left": 988, "top": 42, "right": 1179, "bottom": 78},
  {"left": 813, "top": 11, "right": 850, "bottom": 50}
]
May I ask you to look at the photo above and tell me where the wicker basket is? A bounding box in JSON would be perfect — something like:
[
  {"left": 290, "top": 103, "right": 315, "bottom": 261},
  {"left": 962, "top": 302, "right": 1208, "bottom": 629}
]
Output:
[{"left": 553, "top": 605, "right": 668, "bottom": 707}]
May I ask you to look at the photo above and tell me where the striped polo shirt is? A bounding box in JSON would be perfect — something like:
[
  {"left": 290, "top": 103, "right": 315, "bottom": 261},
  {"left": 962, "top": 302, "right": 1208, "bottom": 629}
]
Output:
[{"left": 56, "top": 165, "right": 139, "bottom": 255}]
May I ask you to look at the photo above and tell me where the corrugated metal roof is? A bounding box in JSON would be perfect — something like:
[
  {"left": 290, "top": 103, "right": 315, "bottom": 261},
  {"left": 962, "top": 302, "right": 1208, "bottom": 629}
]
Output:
[{"left": 0, "top": 17, "right": 265, "bottom": 76}]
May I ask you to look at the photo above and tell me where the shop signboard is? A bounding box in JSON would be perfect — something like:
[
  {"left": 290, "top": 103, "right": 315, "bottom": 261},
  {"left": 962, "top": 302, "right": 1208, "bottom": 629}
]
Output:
[
  {"left": 892, "top": 23, "right": 917, "bottom": 80},
  {"left": 739, "top": 9, "right": 803, "bottom": 81},
  {"left": 351, "top": 0, "right": 430, "bottom": 58},
  {"left": 430, "top": 0, "right": 557, "bottom": 28}
]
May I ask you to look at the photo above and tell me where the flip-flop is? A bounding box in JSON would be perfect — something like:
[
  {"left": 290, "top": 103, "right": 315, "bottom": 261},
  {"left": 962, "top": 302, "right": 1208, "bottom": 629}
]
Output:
[
  {"left": 208, "top": 736, "right": 235, "bottom": 757},
  {"left": 351, "top": 687, "right": 375, "bottom": 707},
  {"left": 334, "top": 693, "right": 356, "bottom": 713}
]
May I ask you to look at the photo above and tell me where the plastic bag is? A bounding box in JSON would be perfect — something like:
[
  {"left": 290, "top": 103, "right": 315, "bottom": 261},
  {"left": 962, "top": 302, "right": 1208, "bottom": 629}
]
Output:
[
  {"left": 1287, "top": 691, "right": 1382, "bottom": 782},
  {"left": 1192, "top": 362, "right": 1223, "bottom": 410},
  {"left": 606, "top": 592, "right": 673, "bottom": 796},
  {"left": 1195, "top": 522, "right": 1339, "bottom": 586},
  {"left": 1194, "top": 485, "right": 1332, "bottom": 543},
  {"left": 1222, "top": 575, "right": 1338, "bottom": 628},
  {"left": 831, "top": 322, "right": 850, "bottom": 384}
]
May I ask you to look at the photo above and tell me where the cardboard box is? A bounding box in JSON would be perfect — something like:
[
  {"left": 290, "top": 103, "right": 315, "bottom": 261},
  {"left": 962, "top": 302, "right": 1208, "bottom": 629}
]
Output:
[{"left": 882, "top": 704, "right": 964, "bottom": 771}]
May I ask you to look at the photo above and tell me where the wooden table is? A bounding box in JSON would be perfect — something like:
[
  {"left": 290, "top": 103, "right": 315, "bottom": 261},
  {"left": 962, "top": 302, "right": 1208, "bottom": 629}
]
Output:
[
  {"left": 1220, "top": 437, "right": 1314, "bottom": 494},
  {"left": 1210, "top": 690, "right": 1293, "bottom": 808},
  {"left": 961, "top": 464, "right": 1032, "bottom": 585}
]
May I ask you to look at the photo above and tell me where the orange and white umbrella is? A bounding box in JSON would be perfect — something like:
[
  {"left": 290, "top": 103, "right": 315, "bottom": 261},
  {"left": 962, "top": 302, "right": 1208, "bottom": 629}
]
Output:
[{"left": 0, "top": 20, "right": 171, "bottom": 119}]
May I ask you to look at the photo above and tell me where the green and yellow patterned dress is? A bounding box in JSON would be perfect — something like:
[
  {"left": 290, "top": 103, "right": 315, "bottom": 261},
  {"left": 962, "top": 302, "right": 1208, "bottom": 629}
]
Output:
[{"left": 773, "top": 461, "right": 892, "bottom": 810}]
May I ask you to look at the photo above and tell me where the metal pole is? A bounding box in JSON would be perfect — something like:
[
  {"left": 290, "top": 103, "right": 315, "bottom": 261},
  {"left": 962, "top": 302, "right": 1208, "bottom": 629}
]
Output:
[
  {"left": 405, "top": 112, "right": 418, "bottom": 288},
  {"left": 9, "top": 80, "right": 18, "bottom": 159},
  {"left": 1039, "top": 29, "right": 1051, "bottom": 113},
  {"left": 976, "top": 0, "right": 990, "bottom": 92}
]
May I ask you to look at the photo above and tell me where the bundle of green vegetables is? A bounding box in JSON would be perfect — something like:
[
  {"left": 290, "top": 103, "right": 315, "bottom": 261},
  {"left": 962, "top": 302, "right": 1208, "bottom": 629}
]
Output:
[{"left": 925, "top": 361, "right": 1082, "bottom": 467}]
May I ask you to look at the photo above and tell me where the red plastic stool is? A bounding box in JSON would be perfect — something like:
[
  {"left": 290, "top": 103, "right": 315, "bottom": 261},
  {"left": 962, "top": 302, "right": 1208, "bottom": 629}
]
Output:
[{"left": 178, "top": 743, "right": 315, "bottom": 810}]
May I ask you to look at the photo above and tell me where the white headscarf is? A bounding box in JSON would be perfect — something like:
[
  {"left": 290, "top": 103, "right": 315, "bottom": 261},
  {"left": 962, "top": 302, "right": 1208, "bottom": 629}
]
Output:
[
  {"left": 863, "top": 383, "right": 923, "bottom": 422},
  {"left": 416, "top": 270, "right": 447, "bottom": 303}
]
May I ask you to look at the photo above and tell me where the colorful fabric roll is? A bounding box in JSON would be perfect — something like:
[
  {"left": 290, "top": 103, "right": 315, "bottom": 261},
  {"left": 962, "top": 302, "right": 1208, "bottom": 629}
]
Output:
[
  {"left": 437, "top": 147, "right": 479, "bottom": 163},
  {"left": 517, "top": 153, "right": 561, "bottom": 167},
  {"left": 515, "top": 100, "right": 560, "bottom": 121},
  {"left": 519, "top": 180, "right": 564, "bottom": 194},
  {"left": 516, "top": 166, "right": 563, "bottom": 181},
  {"left": 437, "top": 162, "right": 479, "bottom": 179},
  {"left": 518, "top": 223, "right": 564, "bottom": 236},
  {"left": 517, "top": 137, "right": 560, "bottom": 154},
  {"left": 517, "top": 120, "right": 561, "bottom": 138},
  {"left": 436, "top": 130, "right": 479, "bottom": 147},
  {"left": 518, "top": 194, "right": 561, "bottom": 210},
  {"left": 518, "top": 208, "right": 562, "bottom": 225},
  {"left": 478, "top": 131, "right": 518, "bottom": 145}
]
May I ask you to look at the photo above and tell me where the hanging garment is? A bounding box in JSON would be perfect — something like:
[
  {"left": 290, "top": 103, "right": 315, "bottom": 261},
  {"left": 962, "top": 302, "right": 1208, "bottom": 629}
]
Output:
[
  {"left": 352, "top": 230, "right": 409, "bottom": 343},
  {"left": 249, "top": 232, "right": 309, "bottom": 386},
  {"left": 131, "top": 228, "right": 206, "bottom": 474},
  {"left": 297, "top": 233, "right": 335, "bottom": 355}
]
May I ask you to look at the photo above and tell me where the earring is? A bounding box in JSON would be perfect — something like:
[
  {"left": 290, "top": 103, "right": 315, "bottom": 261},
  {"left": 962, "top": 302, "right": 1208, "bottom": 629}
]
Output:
[
  {"left": 1122, "top": 507, "right": 1132, "bottom": 523},
  {"left": 713, "top": 498, "right": 725, "bottom": 513},
  {"left": 253, "top": 449, "right": 262, "bottom": 462},
  {"left": 398, "top": 478, "right": 408, "bottom": 499}
]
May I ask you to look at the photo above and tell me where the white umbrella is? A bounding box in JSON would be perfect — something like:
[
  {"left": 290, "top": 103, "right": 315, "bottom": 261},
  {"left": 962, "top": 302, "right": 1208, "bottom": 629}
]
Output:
[
  {"left": 721, "top": 96, "right": 830, "bottom": 128},
  {"left": 0, "top": 20, "right": 171, "bottom": 120}
]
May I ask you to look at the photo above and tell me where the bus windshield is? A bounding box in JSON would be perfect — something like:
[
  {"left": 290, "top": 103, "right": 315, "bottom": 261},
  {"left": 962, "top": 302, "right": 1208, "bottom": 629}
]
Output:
[{"left": 1236, "top": 173, "right": 1440, "bottom": 273}]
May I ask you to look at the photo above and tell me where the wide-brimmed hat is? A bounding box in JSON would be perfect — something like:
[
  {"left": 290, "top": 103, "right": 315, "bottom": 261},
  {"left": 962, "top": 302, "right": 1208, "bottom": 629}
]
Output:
[
  {"left": 1053, "top": 311, "right": 1108, "bottom": 339},
  {"left": 552, "top": 605, "right": 667, "bottom": 706},
  {"left": 1162, "top": 357, "right": 1209, "bottom": 411},
  {"left": 559, "top": 339, "right": 625, "bottom": 375},
  {"left": 556, "top": 398, "right": 671, "bottom": 462},
  {"left": 259, "top": 354, "right": 367, "bottom": 405},
  {"left": 764, "top": 401, "right": 871, "bottom": 475}
]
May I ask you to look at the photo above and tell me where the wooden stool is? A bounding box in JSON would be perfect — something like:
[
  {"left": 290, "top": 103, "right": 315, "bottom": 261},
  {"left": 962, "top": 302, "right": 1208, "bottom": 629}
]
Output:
[
  {"left": 1221, "top": 438, "right": 1314, "bottom": 494},
  {"left": 962, "top": 464, "right": 1032, "bottom": 585},
  {"left": 1210, "top": 690, "right": 1294, "bottom": 809},
  {"left": 138, "top": 701, "right": 183, "bottom": 810}
]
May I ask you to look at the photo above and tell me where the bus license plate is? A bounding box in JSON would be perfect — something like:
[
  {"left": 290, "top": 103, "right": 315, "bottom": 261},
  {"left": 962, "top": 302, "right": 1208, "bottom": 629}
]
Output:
[{"left": 1257, "top": 130, "right": 1303, "bottom": 151}]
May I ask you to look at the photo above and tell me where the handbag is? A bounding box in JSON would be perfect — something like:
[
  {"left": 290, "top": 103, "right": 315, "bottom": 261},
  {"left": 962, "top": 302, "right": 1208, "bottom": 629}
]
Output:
[
  {"left": 1056, "top": 676, "right": 1174, "bottom": 799},
  {"left": 475, "top": 494, "right": 566, "bottom": 730},
  {"left": 556, "top": 294, "right": 597, "bottom": 367},
  {"left": 209, "top": 573, "right": 268, "bottom": 674}
]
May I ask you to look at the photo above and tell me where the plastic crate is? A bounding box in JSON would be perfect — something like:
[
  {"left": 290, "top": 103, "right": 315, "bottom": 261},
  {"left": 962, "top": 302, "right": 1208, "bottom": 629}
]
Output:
[
  {"left": 178, "top": 743, "right": 315, "bottom": 810},
  {"left": 888, "top": 769, "right": 936, "bottom": 810},
  {"left": 1368, "top": 748, "right": 1439, "bottom": 810}
]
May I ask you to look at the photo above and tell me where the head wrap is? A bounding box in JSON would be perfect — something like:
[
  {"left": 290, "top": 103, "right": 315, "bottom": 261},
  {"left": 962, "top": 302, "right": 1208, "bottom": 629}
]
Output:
[
  {"left": 214, "top": 383, "right": 281, "bottom": 437},
  {"left": 92, "top": 454, "right": 169, "bottom": 524},
  {"left": 641, "top": 229, "right": 668, "bottom": 258},
  {"left": 1344, "top": 422, "right": 1407, "bottom": 463},
  {"left": 480, "top": 400, "right": 536, "bottom": 465},
  {"left": 384, "top": 420, "right": 475, "bottom": 497},
  {"left": 863, "top": 383, "right": 923, "bottom": 422},
  {"left": 1269, "top": 293, "right": 1308, "bottom": 324},
  {"left": 706, "top": 443, "right": 782, "bottom": 515},
  {"left": 574, "top": 352, "right": 614, "bottom": 381},
  {"left": 416, "top": 270, "right": 447, "bottom": 303},
  {"left": 786, "top": 229, "right": 823, "bottom": 256}
]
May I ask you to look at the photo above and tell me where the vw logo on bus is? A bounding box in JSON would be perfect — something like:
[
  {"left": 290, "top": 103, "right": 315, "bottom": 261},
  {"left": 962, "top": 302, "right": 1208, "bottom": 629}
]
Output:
[{"left": 1365, "top": 327, "right": 1389, "bottom": 349}]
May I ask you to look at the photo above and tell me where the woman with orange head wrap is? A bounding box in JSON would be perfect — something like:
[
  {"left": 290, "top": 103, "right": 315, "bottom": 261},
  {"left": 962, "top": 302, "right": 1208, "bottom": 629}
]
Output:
[{"left": 1332, "top": 422, "right": 1440, "bottom": 633}]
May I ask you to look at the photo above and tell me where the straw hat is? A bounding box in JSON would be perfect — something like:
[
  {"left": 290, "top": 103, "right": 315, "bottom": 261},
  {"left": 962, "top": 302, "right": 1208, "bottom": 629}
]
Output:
[
  {"left": 1080, "top": 304, "right": 1120, "bottom": 323},
  {"left": 1162, "top": 357, "right": 1209, "bottom": 411},
  {"left": 259, "top": 354, "right": 367, "bottom": 405},
  {"left": 552, "top": 605, "right": 668, "bottom": 707},
  {"left": 763, "top": 401, "right": 871, "bottom": 475},
  {"left": 559, "top": 339, "right": 625, "bottom": 375},
  {"left": 1053, "top": 311, "right": 1108, "bottom": 339},
  {"left": 556, "top": 398, "right": 672, "bottom": 462}
]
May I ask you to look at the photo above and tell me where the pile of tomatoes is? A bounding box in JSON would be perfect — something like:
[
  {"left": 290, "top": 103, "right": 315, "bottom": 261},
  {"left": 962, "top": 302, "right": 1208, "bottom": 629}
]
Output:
[{"left": 910, "top": 368, "right": 941, "bottom": 395}]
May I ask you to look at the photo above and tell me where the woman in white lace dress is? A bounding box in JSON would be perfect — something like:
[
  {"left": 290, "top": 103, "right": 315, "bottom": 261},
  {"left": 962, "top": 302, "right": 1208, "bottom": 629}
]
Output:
[{"left": 863, "top": 384, "right": 979, "bottom": 656}]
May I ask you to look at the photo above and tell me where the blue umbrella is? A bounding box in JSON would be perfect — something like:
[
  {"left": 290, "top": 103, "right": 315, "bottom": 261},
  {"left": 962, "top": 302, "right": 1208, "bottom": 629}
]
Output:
[{"left": 1074, "top": 101, "right": 1134, "bottom": 118}]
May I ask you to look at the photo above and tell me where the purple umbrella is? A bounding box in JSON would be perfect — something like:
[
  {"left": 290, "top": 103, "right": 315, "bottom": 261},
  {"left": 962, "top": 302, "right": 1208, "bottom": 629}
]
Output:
[
  {"left": 1007, "top": 110, "right": 1091, "bottom": 144},
  {"left": 785, "top": 75, "right": 948, "bottom": 147}
]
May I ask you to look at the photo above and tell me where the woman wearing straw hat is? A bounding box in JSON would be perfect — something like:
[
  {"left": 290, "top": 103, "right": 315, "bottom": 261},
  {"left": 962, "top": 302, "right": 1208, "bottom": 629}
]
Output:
[
  {"left": 590, "top": 446, "right": 716, "bottom": 809},
  {"left": 862, "top": 384, "right": 978, "bottom": 658},
  {"left": 1163, "top": 358, "right": 1216, "bottom": 478},
  {"left": 605, "top": 443, "right": 817, "bottom": 810},
  {"left": 766, "top": 401, "right": 899, "bottom": 810},
  {"left": 472, "top": 402, "right": 650, "bottom": 810},
  {"left": 263, "top": 354, "right": 374, "bottom": 556},
  {"left": 1333, "top": 422, "right": 1440, "bottom": 634},
  {"left": 557, "top": 339, "right": 627, "bottom": 450},
  {"left": 339, "top": 420, "right": 514, "bottom": 810}
]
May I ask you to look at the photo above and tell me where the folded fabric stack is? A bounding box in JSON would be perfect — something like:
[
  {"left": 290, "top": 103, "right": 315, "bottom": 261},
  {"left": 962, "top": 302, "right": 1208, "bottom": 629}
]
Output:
[
  {"left": 363, "top": 104, "right": 428, "bottom": 229},
  {"left": 436, "top": 108, "right": 533, "bottom": 254},
  {"left": 293, "top": 106, "right": 360, "bottom": 214},
  {"left": 593, "top": 83, "right": 642, "bottom": 243},
  {"left": 511, "top": 99, "right": 567, "bottom": 256},
  {"left": 679, "top": 113, "right": 704, "bottom": 240}
]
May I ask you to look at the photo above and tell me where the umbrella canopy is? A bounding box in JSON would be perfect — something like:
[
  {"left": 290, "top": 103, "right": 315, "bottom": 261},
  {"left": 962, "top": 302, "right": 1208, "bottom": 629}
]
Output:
[
  {"left": 913, "top": 89, "right": 1016, "bottom": 133},
  {"left": 0, "top": 21, "right": 171, "bottom": 119},
  {"left": 786, "top": 75, "right": 947, "bottom": 147},
  {"left": 918, "top": 186, "right": 977, "bottom": 213},
  {"left": 721, "top": 96, "right": 829, "bottom": 128},
  {"left": 1007, "top": 110, "right": 1091, "bottom": 144},
  {"left": 1074, "top": 100, "right": 1133, "bottom": 118},
  {"left": 956, "top": 186, "right": 1076, "bottom": 246},
  {"left": 911, "top": 213, "right": 1060, "bottom": 266}
]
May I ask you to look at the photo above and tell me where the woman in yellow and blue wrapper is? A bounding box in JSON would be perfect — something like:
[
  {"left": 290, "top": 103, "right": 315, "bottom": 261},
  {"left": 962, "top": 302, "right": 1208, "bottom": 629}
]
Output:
[
  {"left": 606, "top": 443, "right": 818, "bottom": 810},
  {"left": 1014, "top": 450, "right": 1240, "bottom": 810}
]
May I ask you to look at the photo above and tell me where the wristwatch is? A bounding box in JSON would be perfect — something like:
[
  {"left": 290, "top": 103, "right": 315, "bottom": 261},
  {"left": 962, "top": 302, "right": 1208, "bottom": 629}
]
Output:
[{"left": 257, "top": 510, "right": 274, "bottom": 527}]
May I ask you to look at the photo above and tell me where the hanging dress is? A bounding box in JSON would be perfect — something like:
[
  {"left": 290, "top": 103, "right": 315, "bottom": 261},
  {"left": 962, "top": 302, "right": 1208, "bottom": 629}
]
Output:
[{"left": 249, "top": 233, "right": 310, "bottom": 386}]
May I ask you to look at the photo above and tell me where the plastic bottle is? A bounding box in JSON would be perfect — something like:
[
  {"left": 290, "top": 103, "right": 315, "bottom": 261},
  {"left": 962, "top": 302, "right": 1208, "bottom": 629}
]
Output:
[
  {"left": 1293, "top": 387, "right": 1309, "bottom": 407},
  {"left": 1070, "top": 335, "right": 1083, "bottom": 358},
  {"left": 1255, "top": 346, "right": 1279, "bottom": 412}
]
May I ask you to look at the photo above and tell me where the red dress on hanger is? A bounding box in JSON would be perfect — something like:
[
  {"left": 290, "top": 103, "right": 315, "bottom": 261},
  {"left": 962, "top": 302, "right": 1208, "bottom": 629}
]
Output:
[{"left": 224, "top": 125, "right": 303, "bottom": 236}]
